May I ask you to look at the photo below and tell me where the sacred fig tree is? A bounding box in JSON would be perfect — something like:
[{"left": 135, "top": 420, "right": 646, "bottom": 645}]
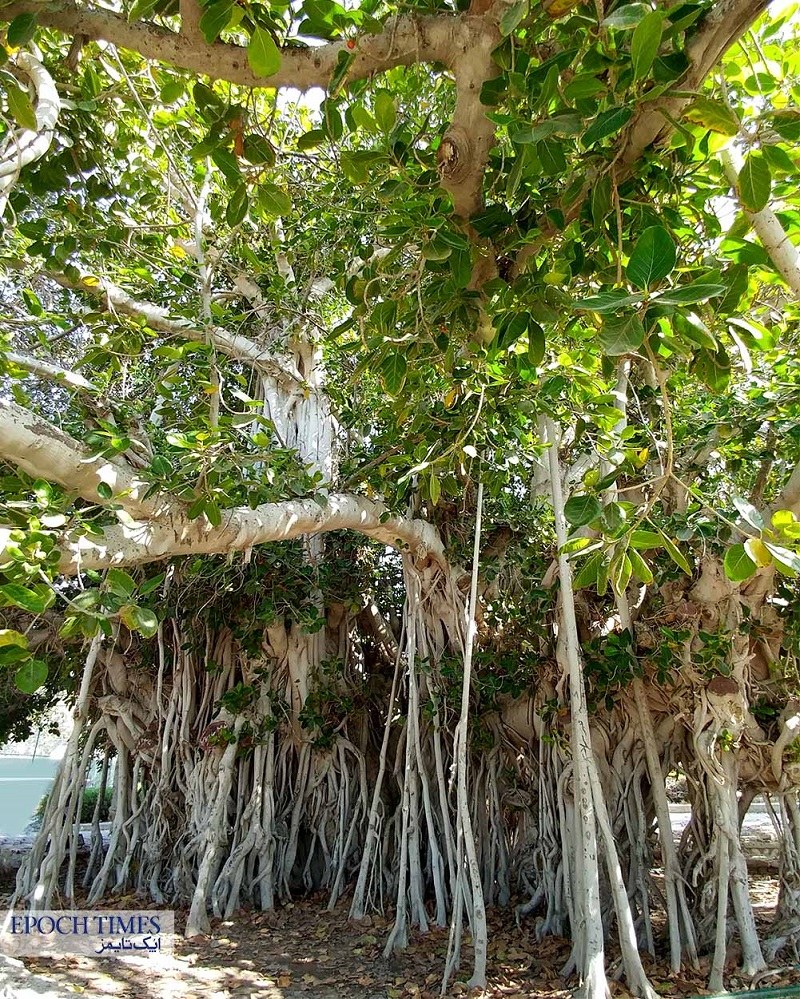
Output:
[{"left": 0, "top": 0, "right": 799, "bottom": 994}]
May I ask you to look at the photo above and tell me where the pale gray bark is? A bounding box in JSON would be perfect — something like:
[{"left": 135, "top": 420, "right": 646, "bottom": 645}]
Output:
[
  {"left": 720, "top": 147, "right": 800, "bottom": 298},
  {"left": 2, "top": 351, "right": 98, "bottom": 393},
  {"left": 0, "top": 51, "right": 60, "bottom": 217},
  {"left": 620, "top": 0, "right": 771, "bottom": 167},
  {"left": 1, "top": 3, "right": 455, "bottom": 91},
  {"left": 50, "top": 272, "right": 304, "bottom": 385},
  {"left": 543, "top": 416, "right": 608, "bottom": 999},
  {"left": 0, "top": 400, "right": 444, "bottom": 571},
  {"left": 0, "top": 398, "right": 178, "bottom": 521}
]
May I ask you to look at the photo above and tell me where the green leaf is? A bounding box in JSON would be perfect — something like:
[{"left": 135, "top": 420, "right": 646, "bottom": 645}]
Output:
[
  {"left": 676, "top": 313, "right": 717, "bottom": 349},
  {"left": 428, "top": 474, "right": 441, "bottom": 506},
  {"left": 596, "top": 556, "right": 610, "bottom": 595},
  {"left": 380, "top": 352, "right": 407, "bottom": 395},
  {"left": 226, "top": 183, "right": 249, "bottom": 226},
  {"left": 628, "top": 547, "right": 653, "bottom": 583},
  {"left": 564, "top": 494, "right": 602, "bottom": 528},
  {"left": 6, "top": 84, "right": 37, "bottom": 130},
  {"left": 561, "top": 537, "right": 598, "bottom": 555},
  {"left": 691, "top": 346, "right": 730, "bottom": 392},
  {"left": 601, "top": 502, "right": 627, "bottom": 535},
  {"left": 573, "top": 290, "right": 644, "bottom": 313},
  {"left": 727, "top": 316, "right": 775, "bottom": 350},
  {"left": 626, "top": 226, "right": 676, "bottom": 290},
  {"left": 630, "top": 530, "right": 663, "bottom": 550},
  {"left": 564, "top": 75, "right": 606, "bottom": 100},
  {"left": 139, "top": 573, "right": 166, "bottom": 596},
  {"left": 602, "top": 3, "right": 650, "bottom": 28},
  {"left": 0, "top": 645, "right": 30, "bottom": 666},
  {"left": 247, "top": 26, "right": 281, "bottom": 78},
  {"left": 731, "top": 496, "right": 764, "bottom": 531},
  {"left": 683, "top": 97, "right": 740, "bottom": 136},
  {"left": 189, "top": 135, "right": 222, "bottom": 160},
  {"left": 0, "top": 629, "right": 28, "bottom": 649},
  {"left": 582, "top": 106, "right": 633, "bottom": 147},
  {"left": 723, "top": 543, "right": 757, "bottom": 582},
  {"left": 450, "top": 248, "right": 472, "bottom": 288},
  {"left": 737, "top": 152, "right": 771, "bottom": 212},
  {"left": 599, "top": 314, "right": 644, "bottom": 355},
  {"left": 653, "top": 282, "right": 727, "bottom": 305},
  {"left": 211, "top": 147, "right": 240, "bottom": 183},
  {"left": 71, "top": 589, "right": 100, "bottom": 610},
  {"left": 591, "top": 174, "right": 612, "bottom": 226},
  {"left": 374, "top": 91, "right": 397, "bottom": 133},
  {"left": 15, "top": 659, "right": 47, "bottom": 695},
  {"left": 107, "top": 568, "right": 136, "bottom": 599},
  {"left": 772, "top": 510, "right": 797, "bottom": 532},
  {"left": 573, "top": 551, "right": 603, "bottom": 589},
  {"left": 423, "top": 240, "right": 451, "bottom": 265},
  {"left": 329, "top": 49, "right": 355, "bottom": 96},
  {"left": 658, "top": 531, "right": 692, "bottom": 575},
  {"left": 536, "top": 137, "right": 566, "bottom": 176},
  {"left": 199, "top": 0, "right": 233, "bottom": 44},
  {"left": 242, "top": 134, "right": 275, "bottom": 165},
  {"left": 496, "top": 312, "right": 526, "bottom": 348},
  {"left": 528, "top": 320, "right": 545, "bottom": 365},
  {"left": 159, "top": 80, "right": 185, "bottom": 104},
  {"left": 22, "top": 288, "right": 44, "bottom": 316},
  {"left": 205, "top": 498, "right": 221, "bottom": 528},
  {"left": 764, "top": 542, "right": 800, "bottom": 576},
  {"left": 133, "top": 606, "right": 159, "bottom": 638},
  {"left": 128, "top": 0, "right": 159, "bottom": 22},
  {"left": 7, "top": 13, "right": 38, "bottom": 47},
  {"left": 187, "top": 497, "right": 206, "bottom": 520},
  {"left": 500, "top": 0, "right": 528, "bottom": 35},
  {"left": 118, "top": 604, "right": 139, "bottom": 632},
  {"left": 630, "top": 11, "right": 663, "bottom": 80},
  {"left": 745, "top": 537, "right": 771, "bottom": 568},
  {"left": 0, "top": 583, "right": 50, "bottom": 614},
  {"left": 771, "top": 110, "right": 800, "bottom": 142},
  {"left": 511, "top": 120, "right": 564, "bottom": 144},
  {"left": 258, "top": 182, "right": 291, "bottom": 217},
  {"left": 297, "top": 128, "right": 326, "bottom": 151},
  {"left": 121, "top": 605, "right": 159, "bottom": 638},
  {"left": 611, "top": 550, "right": 633, "bottom": 596}
]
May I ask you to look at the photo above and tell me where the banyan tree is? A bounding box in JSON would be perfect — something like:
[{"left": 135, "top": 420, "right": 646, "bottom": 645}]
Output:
[{"left": 0, "top": 0, "right": 800, "bottom": 994}]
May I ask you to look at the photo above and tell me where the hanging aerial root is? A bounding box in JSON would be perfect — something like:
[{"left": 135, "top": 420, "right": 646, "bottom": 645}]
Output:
[{"left": 15, "top": 635, "right": 105, "bottom": 910}]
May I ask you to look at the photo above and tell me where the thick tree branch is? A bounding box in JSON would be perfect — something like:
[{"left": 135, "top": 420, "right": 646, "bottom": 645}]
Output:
[
  {"left": 2, "top": 351, "right": 98, "bottom": 393},
  {"left": 0, "top": 398, "right": 179, "bottom": 521},
  {"left": 0, "top": 5, "right": 499, "bottom": 218},
  {"left": 720, "top": 147, "right": 800, "bottom": 298},
  {"left": 619, "top": 0, "right": 771, "bottom": 167},
  {"left": 436, "top": 17, "right": 500, "bottom": 219},
  {"left": 772, "top": 461, "right": 800, "bottom": 520},
  {"left": 0, "top": 3, "right": 456, "bottom": 91},
  {"left": 50, "top": 493, "right": 446, "bottom": 573},
  {"left": 0, "top": 51, "right": 60, "bottom": 217},
  {"left": 49, "top": 271, "right": 304, "bottom": 384},
  {"left": 0, "top": 400, "right": 445, "bottom": 572},
  {"left": 179, "top": 0, "right": 202, "bottom": 39},
  {"left": 511, "top": 0, "right": 773, "bottom": 275}
]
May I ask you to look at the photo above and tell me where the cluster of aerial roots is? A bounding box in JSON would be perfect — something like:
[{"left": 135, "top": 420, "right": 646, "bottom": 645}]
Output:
[{"left": 14, "top": 556, "right": 800, "bottom": 997}]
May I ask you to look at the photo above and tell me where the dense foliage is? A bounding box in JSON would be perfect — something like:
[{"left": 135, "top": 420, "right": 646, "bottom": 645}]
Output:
[{"left": 1, "top": 0, "right": 800, "bottom": 994}]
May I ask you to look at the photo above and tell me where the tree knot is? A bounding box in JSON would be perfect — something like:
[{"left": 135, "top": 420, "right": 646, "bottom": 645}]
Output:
[{"left": 437, "top": 126, "right": 472, "bottom": 184}]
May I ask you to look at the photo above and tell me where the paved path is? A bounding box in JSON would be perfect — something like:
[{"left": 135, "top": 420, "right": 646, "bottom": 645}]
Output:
[{"left": 668, "top": 799, "right": 780, "bottom": 863}]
